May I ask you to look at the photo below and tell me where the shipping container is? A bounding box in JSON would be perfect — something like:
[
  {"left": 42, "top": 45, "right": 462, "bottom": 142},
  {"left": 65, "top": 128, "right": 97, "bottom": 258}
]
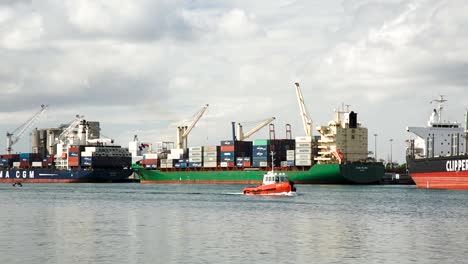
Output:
[
  {"left": 203, "top": 151, "right": 217, "bottom": 157},
  {"left": 189, "top": 146, "right": 203, "bottom": 152},
  {"left": 295, "top": 160, "right": 312, "bottom": 166},
  {"left": 204, "top": 156, "right": 217, "bottom": 162},
  {"left": 221, "top": 140, "right": 235, "bottom": 146},
  {"left": 203, "top": 161, "right": 217, "bottom": 168},
  {"left": 203, "top": 146, "right": 217, "bottom": 152},
  {"left": 189, "top": 162, "right": 202, "bottom": 168},
  {"left": 189, "top": 157, "right": 202, "bottom": 162},
  {"left": 295, "top": 136, "right": 313, "bottom": 143},
  {"left": 296, "top": 142, "right": 312, "bottom": 148},
  {"left": 253, "top": 139, "right": 270, "bottom": 146},
  {"left": 220, "top": 145, "right": 235, "bottom": 152},
  {"left": 189, "top": 152, "right": 202, "bottom": 157}
]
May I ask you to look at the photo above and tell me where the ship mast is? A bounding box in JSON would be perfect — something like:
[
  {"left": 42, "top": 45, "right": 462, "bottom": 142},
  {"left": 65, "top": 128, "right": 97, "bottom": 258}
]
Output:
[{"left": 430, "top": 95, "right": 447, "bottom": 123}]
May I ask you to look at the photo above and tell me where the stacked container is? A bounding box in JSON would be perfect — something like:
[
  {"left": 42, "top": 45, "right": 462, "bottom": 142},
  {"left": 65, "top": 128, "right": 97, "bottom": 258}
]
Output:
[
  {"left": 203, "top": 146, "right": 218, "bottom": 168},
  {"left": 253, "top": 139, "right": 270, "bottom": 167},
  {"left": 174, "top": 159, "right": 188, "bottom": 168},
  {"left": 19, "top": 153, "right": 42, "bottom": 168},
  {"left": 0, "top": 154, "right": 19, "bottom": 168},
  {"left": 160, "top": 159, "right": 174, "bottom": 169},
  {"left": 188, "top": 146, "right": 203, "bottom": 168},
  {"left": 220, "top": 141, "right": 236, "bottom": 167},
  {"left": 295, "top": 136, "right": 313, "bottom": 166},
  {"left": 80, "top": 146, "right": 131, "bottom": 168},
  {"left": 68, "top": 147, "right": 80, "bottom": 167}
]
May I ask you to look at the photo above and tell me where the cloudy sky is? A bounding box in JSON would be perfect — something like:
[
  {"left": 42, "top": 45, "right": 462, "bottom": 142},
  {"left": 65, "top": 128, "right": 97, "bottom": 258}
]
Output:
[{"left": 1, "top": 0, "right": 467, "bottom": 163}]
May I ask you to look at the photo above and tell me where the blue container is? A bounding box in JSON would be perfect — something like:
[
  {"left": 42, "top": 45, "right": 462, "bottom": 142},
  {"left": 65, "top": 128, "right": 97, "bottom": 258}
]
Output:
[
  {"left": 180, "top": 163, "right": 188, "bottom": 168},
  {"left": 287, "top": 160, "right": 295, "bottom": 166},
  {"left": 236, "top": 157, "right": 244, "bottom": 162},
  {"left": 253, "top": 150, "right": 268, "bottom": 157},
  {"left": 174, "top": 163, "right": 181, "bottom": 168},
  {"left": 253, "top": 146, "right": 269, "bottom": 152},
  {"left": 221, "top": 151, "right": 235, "bottom": 162},
  {"left": 69, "top": 152, "right": 80, "bottom": 157},
  {"left": 19, "top": 153, "right": 32, "bottom": 159},
  {"left": 81, "top": 157, "right": 92, "bottom": 166},
  {"left": 189, "top": 162, "right": 202, "bottom": 168}
]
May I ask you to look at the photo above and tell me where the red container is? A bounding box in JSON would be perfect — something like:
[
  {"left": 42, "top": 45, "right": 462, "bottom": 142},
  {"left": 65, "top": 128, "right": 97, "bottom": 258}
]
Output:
[
  {"left": 227, "top": 162, "right": 235, "bottom": 167},
  {"left": 221, "top": 146, "right": 235, "bottom": 152},
  {"left": 141, "top": 159, "right": 158, "bottom": 165},
  {"left": 20, "top": 161, "right": 30, "bottom": 167},
  {"left": 243, "top": 162, "right": 251, "bottom": 167},
  {"left": 69, "top": 147, "right": 80, "bottom": 152}
]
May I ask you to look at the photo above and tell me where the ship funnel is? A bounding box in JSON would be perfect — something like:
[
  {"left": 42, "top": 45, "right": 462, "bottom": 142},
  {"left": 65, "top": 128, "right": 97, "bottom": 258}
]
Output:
[{"left": 349, "top": 111, "right": 357, "bottom": 128}]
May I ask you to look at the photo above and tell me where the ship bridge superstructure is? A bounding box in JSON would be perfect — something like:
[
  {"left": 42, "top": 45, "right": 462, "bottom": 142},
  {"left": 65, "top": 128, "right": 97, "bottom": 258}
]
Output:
[{"left": 407, "top": 96, "right": 466, "bottom": 158}]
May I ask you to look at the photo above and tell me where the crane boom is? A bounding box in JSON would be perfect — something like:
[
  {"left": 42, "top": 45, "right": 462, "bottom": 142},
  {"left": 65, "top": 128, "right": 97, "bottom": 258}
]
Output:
[
  {"left": 6, "top": 104, "right": 48, "bottom": 154},
  {"left": 57, "top": 115, "right": 84, "bottom": 144},
  {"left": 294, "top": 82, "right": 313, "bottom": 137},
  {"left": 177, "top": 104, "right": 209, "bottom": 149},
  {"left": 237, "top": 117, "right": 275, "bottom": 141}
]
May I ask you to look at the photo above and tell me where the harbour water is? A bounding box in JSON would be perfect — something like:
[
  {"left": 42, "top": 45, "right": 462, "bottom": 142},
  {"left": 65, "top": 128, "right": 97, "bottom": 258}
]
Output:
[{"left": 1, "top": 183, "right": 467, "bottom": 264}]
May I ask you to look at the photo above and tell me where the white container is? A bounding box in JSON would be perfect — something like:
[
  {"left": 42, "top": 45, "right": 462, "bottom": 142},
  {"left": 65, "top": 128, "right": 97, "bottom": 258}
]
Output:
[
  {"left": 168, "top": 154, "right": 182, "bottom": 160},
  {"left": 189, "top": 152, "right": 202, "bottom": 157},
  {"left": 189, "top": 147, "right": 203, "bottom": 152},
  {"left": 203, "top": 151, "right": 217, "bottom": 157},
  {"left": 170, "top": 148, "right": 185, "bottom": 155},
  {"left": 286, "top": 155, "right": 295, "bottom": 161},
  {"left": 286, "top": 150, "right": 295, "bottom": 155},
  {"left": 295, "top": 136, "right": 312, "bottom": 143},
  {"left": 189, "top": 157, "right": 202, "bottom": 162},
  {"left": 81, "top": 152, "right": 93, "bottom": 157},
  {"left": 280, "top": 161, "right": 289, "bottom": 167},
  {"left": 204, "top": 156, "right": 217, "bottom": 162},
  {"left": 295, "top": 160, "right": 312, "bottom": 166},
  {"left": 13, "top": 162, "right": 20, "bottom": 167},
  {"left": 259, "top": 161, "right": 268, "bottom": 167},
  {"left": 220, "top": 162, "right": 228, "bottom": 167},
  {"left": 203, "top": 162, "right": 217, "bottom": 168},
  {"left": 296, "top": 148, "right": 312, "bottom": 154},
  {"left": 296, "top": 142, "right": 312, "bottom": 148},
  {"left": 144, "top": 153, "right": 159, "bottom": 159},
  {"left": 160, "top": 163, "right": 167, "bottom": 168},
  {"left": 166, "top": 163, "right": 173, "bottom": 168},
  {"left": 295, "top": 154, "right": 311, "bottom": 160},
  {"left": 85, "top": 147, "right": 96, "bottom": 152},
  {"left": 32, "top": 161, "right": 43, "bottom": 167}
]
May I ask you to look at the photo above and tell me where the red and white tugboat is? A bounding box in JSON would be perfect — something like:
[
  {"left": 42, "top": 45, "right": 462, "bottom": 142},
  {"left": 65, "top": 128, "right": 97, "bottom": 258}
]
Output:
[{"left": 243, "top": 152, "right": 296, "bottom": 195}]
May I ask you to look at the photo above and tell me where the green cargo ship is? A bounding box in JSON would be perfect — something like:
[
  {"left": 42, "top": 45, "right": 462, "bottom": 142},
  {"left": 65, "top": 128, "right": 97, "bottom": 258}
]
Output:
[
  {"left": 133, "top": 162, "right": 384, "bottom": 184},
  {"left": 131, "top": 97, "right": 385, "bottom": 185}
]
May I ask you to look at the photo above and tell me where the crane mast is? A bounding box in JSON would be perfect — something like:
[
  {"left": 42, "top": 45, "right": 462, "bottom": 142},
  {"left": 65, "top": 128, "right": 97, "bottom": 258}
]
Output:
[
  {"left": 6, "top": 104, "right": 48, "bottom": 154},
  {"left": 177, "top": 104, "right": 209, "bottom": 149},
  {"left": 294, "top": 82, "right": 313, "bottom": 137},
  {"left": 237, "top": 117, "right": 276, "bottom": 141}
]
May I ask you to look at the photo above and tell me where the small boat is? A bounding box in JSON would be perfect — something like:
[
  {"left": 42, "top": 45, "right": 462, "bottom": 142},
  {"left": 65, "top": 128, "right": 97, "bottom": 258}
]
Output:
[
  {"left": 243, "top": 151, "right": 296, "bottom": 195},
  {"left": 243, "top": 171, "right": 296, "bottom": 195}
]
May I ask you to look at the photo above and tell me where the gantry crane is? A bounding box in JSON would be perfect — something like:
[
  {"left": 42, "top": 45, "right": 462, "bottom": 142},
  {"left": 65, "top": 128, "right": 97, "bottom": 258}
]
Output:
[
  {"left": 236, "top": 117, "right": 276, "bottom": 141},
  {"left": 294, "top": 82, "right": 313, "bottom": 137},
  {"left": 6, "top": 104, "right": 48, "bottom": 154},
  {"left": 177, "top": 104, "right": 209, "bottom": 149}
]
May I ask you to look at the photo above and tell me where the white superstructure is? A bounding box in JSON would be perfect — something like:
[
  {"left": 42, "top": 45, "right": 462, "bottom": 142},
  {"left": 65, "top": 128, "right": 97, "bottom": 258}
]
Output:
[
  {"left": 315, "top": 105, "right": 368, "bottom": 164},
  {"left": 406, "top": 96, "right": 466, "bottom": 158}
]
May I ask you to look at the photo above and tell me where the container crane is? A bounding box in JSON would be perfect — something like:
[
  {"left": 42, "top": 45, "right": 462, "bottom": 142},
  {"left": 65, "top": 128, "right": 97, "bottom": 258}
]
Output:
[
  {"left": 6, "top": 104, "right": 48, "bottom": 154},
  {"left": 177, "top": 104, "right": 209, "bottom": 149},
  {"left": 294, "top": 82, "right": 313, "bottom": 137},
  {"left": 236, "top": 117, "right": 276, "bottom": 141}
]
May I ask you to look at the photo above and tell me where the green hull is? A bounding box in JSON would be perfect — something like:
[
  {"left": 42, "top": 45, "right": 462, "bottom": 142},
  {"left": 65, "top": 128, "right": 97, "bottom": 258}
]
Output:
[{"left": 133, "top": 163, "right": 384, "bottom": 184}]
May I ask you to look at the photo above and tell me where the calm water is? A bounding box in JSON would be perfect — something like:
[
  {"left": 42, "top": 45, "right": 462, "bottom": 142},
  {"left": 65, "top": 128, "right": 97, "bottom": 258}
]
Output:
[{"left": 1, "top": 183, "right": 467, "bottom": 264}]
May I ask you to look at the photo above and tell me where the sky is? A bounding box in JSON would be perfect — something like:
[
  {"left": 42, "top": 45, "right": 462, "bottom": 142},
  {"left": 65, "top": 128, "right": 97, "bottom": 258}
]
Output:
[{"left": 1, "top": 0, "right": 467, "bottom": 163}]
